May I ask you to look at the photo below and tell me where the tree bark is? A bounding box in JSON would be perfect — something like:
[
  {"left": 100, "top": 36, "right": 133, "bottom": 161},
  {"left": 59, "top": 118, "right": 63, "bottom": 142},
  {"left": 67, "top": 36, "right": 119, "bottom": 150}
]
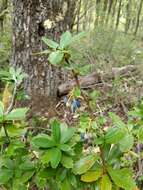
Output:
[
  {"left": 0, "top": 0, "right": 8, "bottom": 32},
  {"left": 134, "top": 0, "right": 143, "bottom": 35},
  {"left": 116, "top": 0, "right": 122, "bottom": 29},
  {"left": 12, "top": 0, "right": 76, "bottom": 111}
]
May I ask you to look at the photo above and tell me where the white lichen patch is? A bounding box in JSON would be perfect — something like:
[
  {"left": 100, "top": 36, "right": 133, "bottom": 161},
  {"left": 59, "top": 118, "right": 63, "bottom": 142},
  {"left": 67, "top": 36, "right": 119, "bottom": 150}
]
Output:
[{"left": 44, "top": 19, "right": 55, "bottom": 29}]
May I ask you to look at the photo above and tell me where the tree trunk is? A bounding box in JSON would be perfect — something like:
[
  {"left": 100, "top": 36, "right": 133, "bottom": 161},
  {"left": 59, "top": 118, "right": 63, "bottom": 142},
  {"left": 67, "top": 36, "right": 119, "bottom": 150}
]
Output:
[
  {"left": 116, "top": 0, "right": 122, "bottom": 29},
  {"left": 125, "top": 0, "right": 132, "bottom": 34},
  {"left": 0, "top": 0, "right": 8, "bottom": 32},
  {"left": 134, "top": 0, "right": 143, "bottom": 35},
  {"left": 105, "top": 0, "right": 113, "bottom": 25},
  {"left": 12, "top": 0, "right": 76, "bottom": 113}
]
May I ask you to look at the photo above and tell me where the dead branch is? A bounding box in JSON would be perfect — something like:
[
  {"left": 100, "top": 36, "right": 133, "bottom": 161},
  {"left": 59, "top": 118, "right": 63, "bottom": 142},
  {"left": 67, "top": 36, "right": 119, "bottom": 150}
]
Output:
[{"left": 58, "top": 65, "right": 138, "bottom": 96}]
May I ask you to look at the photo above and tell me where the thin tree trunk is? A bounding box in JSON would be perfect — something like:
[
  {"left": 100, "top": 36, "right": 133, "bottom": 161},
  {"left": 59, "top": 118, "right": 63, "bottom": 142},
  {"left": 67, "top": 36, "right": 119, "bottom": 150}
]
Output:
[
  {"left": 116, "top": 0, "right": 122, "bottom": 29},
  {"left": 12, "top": 0, "right": 76, "bottom": 113},
  {"left": 95, "top": 0, "right": 101, "bottom": 26},
  {"left": 125, "top": 0, "right": 132, "bottom": 34},
  {"left": 0, "top": 0, "right": 8, "bottom": 32},
  {"left": 134, "top": 0, "right": 143, "bottom": 35},
  {"left": 105, "top": 0, "right": 113, "bottom": 25},
  {"left": 76, "top": 0, "right": 82, "bottom": 33},
  {"left": 110, "top": 0, "right": 117, "bottom": 28}
]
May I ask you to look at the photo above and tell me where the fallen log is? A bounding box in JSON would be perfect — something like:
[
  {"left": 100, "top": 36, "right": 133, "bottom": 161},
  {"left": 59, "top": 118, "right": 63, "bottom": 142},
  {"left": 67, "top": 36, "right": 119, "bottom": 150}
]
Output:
[{"left": 58, "top": 65, "right": 138, "bottom": 96}]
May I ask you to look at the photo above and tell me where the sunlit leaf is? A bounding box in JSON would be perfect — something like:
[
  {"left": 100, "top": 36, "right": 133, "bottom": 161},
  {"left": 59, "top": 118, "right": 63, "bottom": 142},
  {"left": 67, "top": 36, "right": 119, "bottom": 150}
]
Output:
[
  {"left": 60, "top": 31, "right": 72, "bottom": 49},
  {"left": 81, "top": 168, "right": 102, "bottom": 182},
  {"left": 119, "top": 133, "right": 134, "bottom": 152},
  {"left": 42, "top": 37, "right": 59, "bottom": 49},
  {"left": 5, "top": 108, "right": 28, "bottom": 121},
  {"left": 61, "top": 155, "right": 73, "bottom": 169},
  {"left": 100, "top": 174, "right": 112, "bottom": 190},
  {"left": 48, "top": 51, "right": 64, "bottom": 65},
  {"left": 108, "top": 167, "right": 136, "bottom": 190},
  {"left": 72, "top": 154, "right": 99, "bottom": 175}
]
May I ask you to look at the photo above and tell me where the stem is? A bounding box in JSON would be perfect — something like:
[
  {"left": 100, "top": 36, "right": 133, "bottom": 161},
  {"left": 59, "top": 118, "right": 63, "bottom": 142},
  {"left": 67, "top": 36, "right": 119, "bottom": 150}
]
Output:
[
  {"left": 99, "top": 146, "right": 106, "bottom": 174},
  {"left": 3, "top": 121, "right": 10, "bottom": 144},
  {"left": 71, "top": 68, "right": 92, "bottom": 111}
]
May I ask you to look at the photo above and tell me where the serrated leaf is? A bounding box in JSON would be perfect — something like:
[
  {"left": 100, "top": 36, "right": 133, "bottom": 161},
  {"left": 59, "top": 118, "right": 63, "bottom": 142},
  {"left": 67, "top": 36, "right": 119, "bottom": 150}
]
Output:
[
  {"left": 60, "top": 31, "right": 72, "bottom": 49},
  {"left": 42, "top": 37, "right": 59, "bottom": 49},
  {"left": 5, "top": 108, "right": 28, "bottom": 121},
  {"left": 108, "top": 167, "right": 136, "bottom": 190},
  {"left": 61, "top": 155, "right": 73, "bottom": 169},
  {"left": 81, "top": 168, "right": 102, "bottom": 182},
  {"left": 48, "top": 51, "right": 64, "bottom": 65},
  {"left": 50, "top": 148, "right": 62, "bottom": 168},
  {"left": 119, "top": 133, "right": 134, "bottom": 152},
  {"left": 72, "top": 154, "right": 99, "bottom": 175},
  {"left": 105, "top": 127, "right": 125, "bottom": 144},
  {"left": 100, "top": 175, "right": 112, "bottom": 190},
  {"left": 32, "top": 134, "right": 56, "bottom": 148},
  {"left": 109, "top": 112, "right": 126, "bottom": 128}
]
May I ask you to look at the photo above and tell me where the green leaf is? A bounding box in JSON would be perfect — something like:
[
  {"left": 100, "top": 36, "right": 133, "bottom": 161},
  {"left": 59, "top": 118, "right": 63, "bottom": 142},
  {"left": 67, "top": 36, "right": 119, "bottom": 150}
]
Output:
[
  {"left": 42, "top": 37, "right": 59, "bottom": 49},
  {"left": 0, "top": 168, "right": 13, "bottom": 184},
  {"left": 19, "top": 161, "right": 35, "bottom": 171},
  {"left": 21, "top": 171, "right": 35, "bottom": 183},
  {"left": 60, "top": 31, "right": 72, "bottom": 49},
  {"left": 32, "top": 134, "right": 56, "bottom": 148},
  {"left": 51, "top": 119, "right": 61, "bottom": 143},
  {"left": 50, "top": 148, "right": 62, "bottom": 168},
  {"left": 138, "top": 127, "right": 143, "bottom": 143},
  {"left": 100, "top": 174, "right": 112, "bottom": 190},
  {"left": 59, "top": 144, "right": 72, "bottom": 152},
  {"left": 48, "top": 51, "right": 64, "bottom": 65},
  {"left": 81, "top": 168, "right": 102, "bottom": 182},
  {"left": 108, "top": 145, "right": 122, "bottom": 164},
  {"left": 60, "top": 125, "right": 75, "bottom": 144},
  {"left": 5, "top": 108, "right": 28, "bottom": 121},
  {"left": 108, "top": 167, "right": 136, "bottom": 190},
  {"left": 7, "top": 126, "right": 27, "bottom": 137},
  {"left": 61, "top": 155, "right": 73, "bottom": 169},
  {"left": 72, "top": 31, "right": 86, "bottom": 43},
  {"left": 41, "top": 150, "right": 51, "bottom": 164},
  {"left": 72, "top": 154, "right": 99, "bottom": 175},
  {"left": 61, "top": 178, "right": 71, "bottom": 190},
  {"left": 109, "top": 112, "right": 126, "bottom": 129},
  {"left": 0, "top": 101, "right": 4, "bottom": 116},
  {"left": 73, "top": 87, "right": 81, "bottom": 98},
  {"left": 38, "top": 168, "right": 56, "bottom": 179},
  {"left": 105, "top": 127, "right": 125, "bottom": 144},
  {"left": 119, "top": 133, "right": 134, "bottom": 152}
]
